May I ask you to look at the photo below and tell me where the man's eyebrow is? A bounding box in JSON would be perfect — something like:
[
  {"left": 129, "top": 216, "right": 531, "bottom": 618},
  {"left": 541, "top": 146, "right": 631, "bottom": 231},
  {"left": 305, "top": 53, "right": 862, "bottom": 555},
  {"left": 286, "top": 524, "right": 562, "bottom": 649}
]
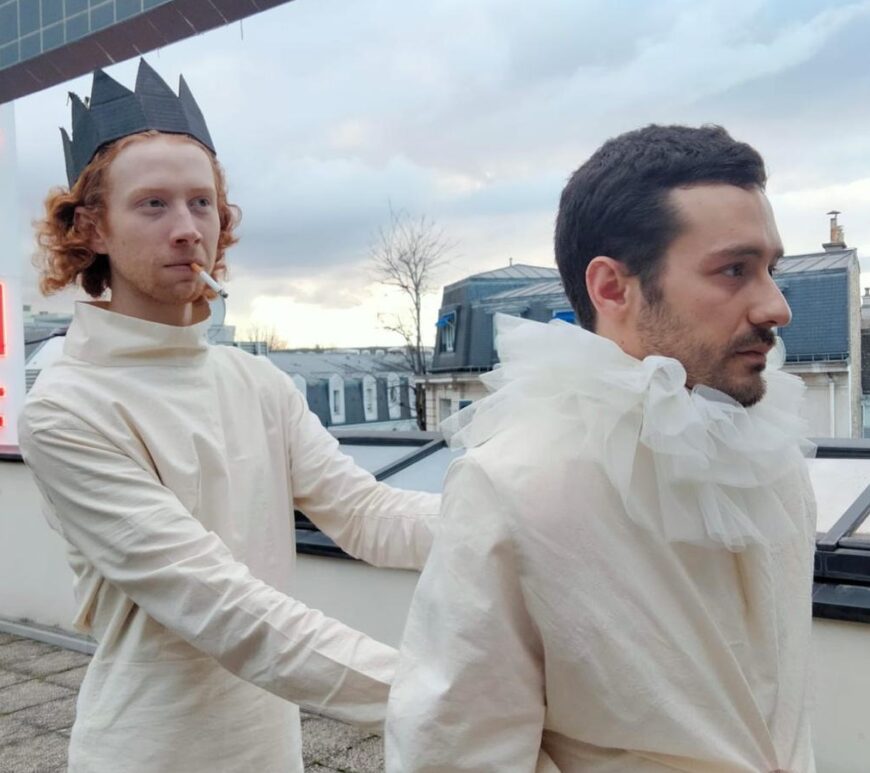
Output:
[
  {"left": 709, "top": 245, "right": 785, "bottom": 261},
  {"left": 126, "top": 185, "right": 215, "bottom": 199}
]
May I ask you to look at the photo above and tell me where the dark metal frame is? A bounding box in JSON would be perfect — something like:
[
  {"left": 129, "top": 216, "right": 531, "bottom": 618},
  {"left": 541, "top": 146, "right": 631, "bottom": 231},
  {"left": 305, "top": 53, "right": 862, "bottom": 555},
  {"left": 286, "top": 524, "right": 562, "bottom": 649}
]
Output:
[
  {"left": 7, "top": 432, "right": 870, "bottom": 622},
  {"left": 809, "top": 439, "right": 870, "bottom": 624},
  {"left": 294, "top": 431, "right": 447, "bottom": 559}
]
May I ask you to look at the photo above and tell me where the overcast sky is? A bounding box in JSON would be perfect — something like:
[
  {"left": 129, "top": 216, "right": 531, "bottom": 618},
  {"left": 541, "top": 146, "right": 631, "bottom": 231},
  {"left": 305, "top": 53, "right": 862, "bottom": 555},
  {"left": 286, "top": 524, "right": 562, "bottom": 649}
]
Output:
[{"left": 10, "top": 0, "right": 870, "bottom": 347}]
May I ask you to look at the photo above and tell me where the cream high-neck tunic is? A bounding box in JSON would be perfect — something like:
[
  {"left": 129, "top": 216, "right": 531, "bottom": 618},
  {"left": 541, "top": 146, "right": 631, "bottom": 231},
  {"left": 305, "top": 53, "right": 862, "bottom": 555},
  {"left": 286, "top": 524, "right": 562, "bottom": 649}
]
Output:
[
  {"left": 19, "top": 301, "right": 440, "bottom": 772},
  {"left": 386, "top": 316, "right": 817, "bottom": 773}
]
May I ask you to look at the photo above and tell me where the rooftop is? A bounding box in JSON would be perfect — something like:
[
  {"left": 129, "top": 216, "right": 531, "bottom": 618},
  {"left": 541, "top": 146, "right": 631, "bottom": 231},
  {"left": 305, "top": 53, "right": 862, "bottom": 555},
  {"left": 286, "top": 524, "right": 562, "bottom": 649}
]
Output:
[
  {"left": 776, "top": 248, "right": 857, "bottom": 274},
  {"left": 0, "top": 633, "right": 384, "bottom": 772},
  {"left": 482, "top": 279, "right": 566, "bottom": 302},
  {"left": 443, "top": 264, "right": 560, "bottom": 293}
]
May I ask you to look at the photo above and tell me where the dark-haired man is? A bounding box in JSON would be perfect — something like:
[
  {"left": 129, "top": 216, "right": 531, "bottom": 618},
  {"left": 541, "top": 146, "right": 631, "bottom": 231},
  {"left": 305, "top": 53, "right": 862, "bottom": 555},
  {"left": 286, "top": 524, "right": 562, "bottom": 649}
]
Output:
[
  {"left": 386, "top": 125, "right": 816, "bottom": 772},
  {"left": 20, "top": 60, "right": 439, "bottom": 773}
]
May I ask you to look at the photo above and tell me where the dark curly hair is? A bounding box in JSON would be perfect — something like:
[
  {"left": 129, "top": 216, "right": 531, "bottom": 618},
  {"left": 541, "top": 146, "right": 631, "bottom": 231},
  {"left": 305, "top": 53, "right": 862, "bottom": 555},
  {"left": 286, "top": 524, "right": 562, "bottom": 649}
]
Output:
[{"left": 554, "top": 124, "right": 767, "bottom": 330}]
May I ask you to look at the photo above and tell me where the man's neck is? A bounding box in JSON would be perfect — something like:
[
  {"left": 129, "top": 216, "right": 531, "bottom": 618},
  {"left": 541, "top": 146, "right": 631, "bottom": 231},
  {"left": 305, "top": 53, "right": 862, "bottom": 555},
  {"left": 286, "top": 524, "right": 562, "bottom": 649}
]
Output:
[{"left": 107, "top": 291, "right": 206, "bottom": 327}]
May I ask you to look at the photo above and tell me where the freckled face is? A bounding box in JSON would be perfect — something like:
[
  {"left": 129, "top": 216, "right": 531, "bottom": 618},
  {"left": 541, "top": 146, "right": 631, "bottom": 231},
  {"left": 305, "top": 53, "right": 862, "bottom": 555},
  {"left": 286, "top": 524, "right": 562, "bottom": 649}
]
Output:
[{"left": 92, "top": 134, "right": 220, "bottom": 323}]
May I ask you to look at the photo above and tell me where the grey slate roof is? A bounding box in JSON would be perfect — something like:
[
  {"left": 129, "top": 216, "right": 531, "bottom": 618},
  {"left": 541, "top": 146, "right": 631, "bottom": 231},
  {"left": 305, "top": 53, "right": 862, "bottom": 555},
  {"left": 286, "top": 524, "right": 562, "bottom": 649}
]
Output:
[
  {"left": 483, "top": 279, "right": 566, "bottom": 301},
  {"left": 776, "top": 249, "right": 856, "bottom": 362},
  {"left": 776, "top": 249, "right": 855, "bottom": 274},
  {"left": 267, "top": 351, "right": 414, "bottom": 380},
  {"left": 462, "top": 264, "right": 560, "bottom": 281}
]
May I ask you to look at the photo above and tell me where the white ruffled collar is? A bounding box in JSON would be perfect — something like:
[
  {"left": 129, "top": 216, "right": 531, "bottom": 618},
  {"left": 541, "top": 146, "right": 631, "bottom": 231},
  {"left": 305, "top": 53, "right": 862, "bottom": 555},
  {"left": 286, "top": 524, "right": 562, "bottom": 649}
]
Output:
[{"left": 442, "top": 314, "right": 813, "bottom": 552}]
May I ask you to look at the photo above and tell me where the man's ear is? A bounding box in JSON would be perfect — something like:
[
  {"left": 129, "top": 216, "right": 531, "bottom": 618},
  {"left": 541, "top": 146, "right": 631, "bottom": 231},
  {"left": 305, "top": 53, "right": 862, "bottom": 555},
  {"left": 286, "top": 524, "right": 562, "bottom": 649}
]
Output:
[
  {"left": 74, "top": 207, "right": 107, "bottom": 254},
  {"left": 585, "top": 256, "right": 639, "bottom": 325}
]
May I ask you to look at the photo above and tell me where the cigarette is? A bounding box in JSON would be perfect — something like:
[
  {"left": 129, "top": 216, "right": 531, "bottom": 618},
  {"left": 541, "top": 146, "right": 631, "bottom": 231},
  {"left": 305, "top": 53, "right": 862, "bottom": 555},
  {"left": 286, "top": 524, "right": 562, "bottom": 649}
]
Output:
[{"left": 191, "top": 264, "right": 228, "bottom": 298}]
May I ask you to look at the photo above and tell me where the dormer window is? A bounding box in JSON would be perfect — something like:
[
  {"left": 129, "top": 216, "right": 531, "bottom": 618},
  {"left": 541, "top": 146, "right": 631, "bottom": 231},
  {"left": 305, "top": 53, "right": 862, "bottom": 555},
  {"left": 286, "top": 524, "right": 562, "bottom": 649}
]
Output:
[{"left": 437, "top": 311, "right": 457, "bottom": 353}]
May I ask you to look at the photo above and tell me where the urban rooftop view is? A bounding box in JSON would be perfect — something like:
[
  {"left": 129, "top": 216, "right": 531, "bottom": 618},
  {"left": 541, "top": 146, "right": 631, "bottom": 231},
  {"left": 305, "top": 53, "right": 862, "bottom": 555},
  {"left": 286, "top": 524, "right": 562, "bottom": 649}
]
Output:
[{"left": 3, "top": 1, "right": 870, "bottom": 771}]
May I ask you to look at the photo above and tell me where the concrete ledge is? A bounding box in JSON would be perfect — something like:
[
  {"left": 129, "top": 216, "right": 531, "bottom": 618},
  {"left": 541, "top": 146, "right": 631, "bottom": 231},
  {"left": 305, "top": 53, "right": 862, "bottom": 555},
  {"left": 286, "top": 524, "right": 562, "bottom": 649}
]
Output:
[{"left": 0, "top": 620, "right": 95, "bottom": 656}]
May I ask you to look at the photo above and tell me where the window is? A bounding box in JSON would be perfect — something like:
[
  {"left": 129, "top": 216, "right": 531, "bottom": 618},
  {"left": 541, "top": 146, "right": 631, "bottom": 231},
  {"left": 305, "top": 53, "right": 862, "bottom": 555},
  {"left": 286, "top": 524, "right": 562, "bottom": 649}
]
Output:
[
  {"left": 436, "top": 311, "right": 457, "bottom": 353},
  {"left": 329, "top": 374, "right": 345, "bottom": 424},
  {"left": 439, "top": 398, "right": 453, "bottom": 421},
  {"left": 387, "top": 373, "right": 401, "bottom": 419},
  {"left": 363, "top": 375, "right": 377, "bottom": 421}
]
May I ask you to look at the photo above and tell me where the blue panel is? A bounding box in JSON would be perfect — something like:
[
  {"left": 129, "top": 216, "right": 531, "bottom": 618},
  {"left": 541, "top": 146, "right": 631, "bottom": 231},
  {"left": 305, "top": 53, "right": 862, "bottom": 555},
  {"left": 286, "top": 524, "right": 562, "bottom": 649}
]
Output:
[
  {"left": 89, "top": 0, "right": 104, "bottom": 6},
  {"left": 64, "top": 10, "right": 88, "bottom": 41},
  {"left": 41, "top": 0, "right": 62, "bottom": 25},
  {"left": 143, "top": 0, "right": 167, "bottom": 8},
  {"left": 20, "top": 0, "right": 41, "bottom": 36},
  {"left": 552, "top": 309, "right": 575, "bottom": 323},
  {"left": 65, "top": 0, "right": 88, "bottom": 15},
  {"left": 0, "top": 41, "right": 18, "bottom": 66},
  {"left": 777, "top": 271, "right": 850, "bottom": 360},
  {"left": 90, "top": 1, "right": 113, "bottom": 30},
  {"left": 0, "top": 4, "right": 18, "bottom": 46},
  {"left": 20, "top": 31, "right": 40, "bottom": 59},
  {"left": 42, "top": 20, "right": 63, "bottom": 49},
  {"left": 116, "top": 0, "right": 141, "bottom": 21}
]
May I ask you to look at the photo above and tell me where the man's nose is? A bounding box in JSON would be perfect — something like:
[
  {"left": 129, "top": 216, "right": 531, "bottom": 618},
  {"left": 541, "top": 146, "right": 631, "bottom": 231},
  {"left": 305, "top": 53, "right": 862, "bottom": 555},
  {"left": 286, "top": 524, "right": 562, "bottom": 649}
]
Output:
[
  {"left": 170, "top": 206, "right": 202, "bottom": 245},
  {"left": 750, "top": 274, "right": 792, "bottom": 330}
]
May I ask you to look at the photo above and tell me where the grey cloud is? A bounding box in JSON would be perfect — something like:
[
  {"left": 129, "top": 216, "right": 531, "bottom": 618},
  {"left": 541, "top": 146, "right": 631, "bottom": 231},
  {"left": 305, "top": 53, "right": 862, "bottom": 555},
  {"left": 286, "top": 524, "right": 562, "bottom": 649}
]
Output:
[{"left": 13, "top": 0, "right": 870, "bottom": 322}]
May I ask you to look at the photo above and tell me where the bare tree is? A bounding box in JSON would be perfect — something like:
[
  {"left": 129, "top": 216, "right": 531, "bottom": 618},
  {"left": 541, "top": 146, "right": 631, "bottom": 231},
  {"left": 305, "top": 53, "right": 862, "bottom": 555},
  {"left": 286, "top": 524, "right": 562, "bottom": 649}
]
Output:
[
  {"left": 243, "top": 323, "right": 288, "bottom": 352},
  {"left": 370, "top": 207, "right": 452, "bottom": 374},
  {"left": 370, "top": 208, "right": 453, "bottom": 429}
]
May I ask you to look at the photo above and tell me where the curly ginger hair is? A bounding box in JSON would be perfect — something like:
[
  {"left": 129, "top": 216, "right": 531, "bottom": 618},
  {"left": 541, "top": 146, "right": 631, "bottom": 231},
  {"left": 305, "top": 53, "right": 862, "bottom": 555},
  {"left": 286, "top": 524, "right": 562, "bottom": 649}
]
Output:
[{"left": 34, "top": 131, "right": 240, "bottom": 298}]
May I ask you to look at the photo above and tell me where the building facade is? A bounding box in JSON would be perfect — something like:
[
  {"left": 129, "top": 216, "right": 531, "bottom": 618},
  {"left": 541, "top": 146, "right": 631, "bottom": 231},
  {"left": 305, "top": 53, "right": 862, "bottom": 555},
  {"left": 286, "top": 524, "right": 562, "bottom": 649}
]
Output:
[
  {"left": 23, "top": 309, "right": 418, "bottom": 431},
  {"left": 425, "top": 251, "right": 863, "bottom": 439}
]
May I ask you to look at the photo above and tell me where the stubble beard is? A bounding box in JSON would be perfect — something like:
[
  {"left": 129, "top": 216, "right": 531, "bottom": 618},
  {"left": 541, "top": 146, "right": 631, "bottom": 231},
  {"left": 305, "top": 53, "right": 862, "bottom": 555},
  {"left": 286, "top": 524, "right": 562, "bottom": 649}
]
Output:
[{"left": 636, "top": 298, "right": 770, "bottom": 408}]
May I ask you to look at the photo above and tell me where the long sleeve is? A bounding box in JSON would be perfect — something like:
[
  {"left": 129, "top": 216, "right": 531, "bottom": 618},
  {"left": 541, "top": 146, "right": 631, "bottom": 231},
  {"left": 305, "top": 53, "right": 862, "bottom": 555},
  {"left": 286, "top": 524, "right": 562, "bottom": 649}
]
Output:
[
  {"left": 385, "top": 455, "right": 549, "bottom": 772},
  {"left": 19, "top": 418, "right": 396, "bottom": 731},
  {"left": 285, "top": 377, "right": 440, "bottom": 570}
]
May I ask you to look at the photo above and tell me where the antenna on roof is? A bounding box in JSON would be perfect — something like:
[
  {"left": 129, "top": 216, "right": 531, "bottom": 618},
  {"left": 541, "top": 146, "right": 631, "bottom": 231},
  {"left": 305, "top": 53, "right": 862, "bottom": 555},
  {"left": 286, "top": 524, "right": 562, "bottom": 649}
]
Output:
[
  {"left": 509, "top": 257, "right": 514, "bottom": 267},
  {"left": 823, "top": 210, "right": 846, "bottom": 252}
]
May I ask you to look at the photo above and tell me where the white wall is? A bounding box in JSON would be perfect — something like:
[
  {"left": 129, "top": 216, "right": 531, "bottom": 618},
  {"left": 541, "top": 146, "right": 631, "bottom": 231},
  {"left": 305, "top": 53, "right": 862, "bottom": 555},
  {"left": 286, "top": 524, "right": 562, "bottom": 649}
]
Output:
[
  {"left": 0, "top": 102, "right": 26, "bottom": 449},
  {"left": 813, "top": 619, "right": 870, "bottom": 772},
  {"left": 0, "top": 461, "right": 78, "bottom": 627},
  {"left": 787, "top": 368, "right": 853, "bottom": 438}
]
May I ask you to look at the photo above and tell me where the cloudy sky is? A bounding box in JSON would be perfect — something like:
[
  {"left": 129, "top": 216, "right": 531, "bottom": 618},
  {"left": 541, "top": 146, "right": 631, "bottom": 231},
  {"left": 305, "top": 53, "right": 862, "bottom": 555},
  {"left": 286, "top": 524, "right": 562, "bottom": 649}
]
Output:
[{"left": 9, "top": 0, "right": 870, "bottom": 347}]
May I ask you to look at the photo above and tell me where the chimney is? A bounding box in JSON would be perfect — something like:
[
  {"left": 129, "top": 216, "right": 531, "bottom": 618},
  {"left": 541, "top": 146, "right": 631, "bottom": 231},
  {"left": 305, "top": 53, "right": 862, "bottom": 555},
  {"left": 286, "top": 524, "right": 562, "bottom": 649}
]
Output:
[{"left": 823, "top": 210, "right": 847, "bottom": 251}]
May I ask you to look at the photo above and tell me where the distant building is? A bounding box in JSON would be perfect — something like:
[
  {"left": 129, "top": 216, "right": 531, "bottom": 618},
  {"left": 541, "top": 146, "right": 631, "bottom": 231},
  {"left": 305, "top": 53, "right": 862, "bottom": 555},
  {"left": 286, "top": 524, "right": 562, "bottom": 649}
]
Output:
[
  {"left": 268, "top": 348, "right": 419, "bottom": 430},
  {"left": 776, "top": 248, "right": 861, "bottom": 438},
  {"left": 859, "top": 290, "right": 870, "bottom": 438},
  {"left": 424, "top": 244, "right": 864, "bottom": 438},
  {"left": 423, "top": 264, "right": 567, "bottom": 429},
  {"left": 23, "top": 307, "right": 418, "bottom": 431}
]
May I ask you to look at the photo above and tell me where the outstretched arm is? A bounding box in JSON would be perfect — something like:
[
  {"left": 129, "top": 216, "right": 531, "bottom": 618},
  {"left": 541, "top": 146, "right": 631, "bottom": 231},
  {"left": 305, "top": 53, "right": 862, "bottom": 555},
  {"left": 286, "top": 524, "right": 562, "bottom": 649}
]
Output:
[
  {"left": 20, "top": 417, "right": 396, "bottom": 731},
  {"left": 285, "top": 376, "right": 440, "bottom": 570}
]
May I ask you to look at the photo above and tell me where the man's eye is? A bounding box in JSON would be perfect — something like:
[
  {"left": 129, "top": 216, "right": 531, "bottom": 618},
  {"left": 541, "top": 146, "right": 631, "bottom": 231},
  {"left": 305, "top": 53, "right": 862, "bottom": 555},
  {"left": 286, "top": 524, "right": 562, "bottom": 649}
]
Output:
[
  {"left": 193, "top": 197, "right": 212, "bottom": 208},
  {"left": 143, "top": 199, "right": 165, "bottom": 208},
  {"left": 722, "top": 264, "right": 745, "bottom": 277}
]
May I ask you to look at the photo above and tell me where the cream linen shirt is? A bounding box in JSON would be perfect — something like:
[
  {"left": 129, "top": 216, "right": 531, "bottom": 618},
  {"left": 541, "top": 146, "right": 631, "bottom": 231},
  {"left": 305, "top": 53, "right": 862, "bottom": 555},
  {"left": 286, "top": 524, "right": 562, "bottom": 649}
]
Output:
[
  {"left": 386, "top": 318, "right": 816, "bottom": 773},
  {"left": 19, "top": 301, "right": 440, "bottom": 773}
]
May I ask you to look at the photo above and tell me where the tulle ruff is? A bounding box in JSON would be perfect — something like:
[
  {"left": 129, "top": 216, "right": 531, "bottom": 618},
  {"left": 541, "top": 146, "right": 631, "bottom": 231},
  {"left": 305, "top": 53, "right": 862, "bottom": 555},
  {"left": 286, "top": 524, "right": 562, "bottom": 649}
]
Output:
[{"left": 442, "top": 314, "right": 815, "bottom": 552}]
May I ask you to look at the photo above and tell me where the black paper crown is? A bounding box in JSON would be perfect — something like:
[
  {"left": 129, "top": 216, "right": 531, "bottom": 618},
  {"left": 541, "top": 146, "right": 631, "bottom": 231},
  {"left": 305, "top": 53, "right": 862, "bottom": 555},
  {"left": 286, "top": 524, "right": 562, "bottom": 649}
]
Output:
[{"left": 61, "top": 58, "right": 216, "bottom": 187}]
